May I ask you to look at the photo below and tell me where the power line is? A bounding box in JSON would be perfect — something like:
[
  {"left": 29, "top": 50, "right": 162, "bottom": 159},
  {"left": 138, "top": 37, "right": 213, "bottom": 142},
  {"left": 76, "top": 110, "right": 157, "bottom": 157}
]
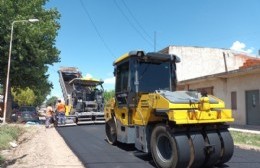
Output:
[
  {"left": 79, "top": 0, "right": 115, "bottom": 58},
  {"left": 121, "top": 0, "right": 153, "bottom": 41},
  {"left": 114, "top": 0, "right": 153, "bottom": 48}
]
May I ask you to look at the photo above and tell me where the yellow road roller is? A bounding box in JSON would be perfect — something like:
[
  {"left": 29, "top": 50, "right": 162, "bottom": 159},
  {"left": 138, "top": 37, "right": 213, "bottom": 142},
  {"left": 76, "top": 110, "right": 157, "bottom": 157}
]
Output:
[{"left": 105, "top": 51, "right": 234, "bottom": 168}]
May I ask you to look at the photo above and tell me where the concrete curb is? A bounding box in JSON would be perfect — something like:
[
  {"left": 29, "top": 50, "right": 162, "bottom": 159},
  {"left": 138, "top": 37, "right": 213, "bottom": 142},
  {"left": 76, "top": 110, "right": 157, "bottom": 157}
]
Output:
[
  {"left": 235, "top": 144, "right": 260, "bottom": 151},
  {"left": 229, "top": 127, "right": 260, "bottom": 135}
]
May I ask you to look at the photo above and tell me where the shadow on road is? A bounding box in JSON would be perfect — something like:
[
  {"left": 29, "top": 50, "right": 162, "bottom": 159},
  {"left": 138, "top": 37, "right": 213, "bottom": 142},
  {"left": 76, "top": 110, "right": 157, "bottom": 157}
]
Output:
[
  {"left": 105, "top": 140, "right": 156, "bottom": 167},
  {"left": 215, "top": 164, "right": 229, "bottom": 168},
  {"left": 104, "top": 139, "right": 231, "bottom": 168}
]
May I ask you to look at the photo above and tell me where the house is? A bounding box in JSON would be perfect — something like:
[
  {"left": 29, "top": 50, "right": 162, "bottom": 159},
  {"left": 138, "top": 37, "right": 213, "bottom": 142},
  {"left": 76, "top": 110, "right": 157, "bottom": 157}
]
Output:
[{"left": 160, "top": 46, "right": 260, "bottom": 126}]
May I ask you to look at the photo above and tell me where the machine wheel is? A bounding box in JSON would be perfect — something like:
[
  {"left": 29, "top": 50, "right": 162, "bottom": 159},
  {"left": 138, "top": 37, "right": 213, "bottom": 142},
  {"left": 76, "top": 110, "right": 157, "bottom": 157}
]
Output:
[
  {"left": 189, "top": 132, "right": 206, "bottom": 168},
  {"left": 74, "top": 117, "right": 78, "bottom": 125},
  {"left": 203, "top": 131, "right": 222, "bottom": 167},
  {"left": 150, "top": 124, "right": 190, "bottom": 168},
  {"left": 217, "top": 129, "right": 234, "bottom": 165},
  {"left": 105, "top": 118, "right": 117, "bottom": 145}
]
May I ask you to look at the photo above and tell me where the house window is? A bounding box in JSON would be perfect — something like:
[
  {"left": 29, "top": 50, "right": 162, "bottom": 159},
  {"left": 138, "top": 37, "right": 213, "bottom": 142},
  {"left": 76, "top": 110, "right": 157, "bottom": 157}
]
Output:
[
  {"left": 231, "top": 91, "right": 237, "bottom": 110},
  {"left": 176, "top": 85, "right": 185, "bottom": 91},
  {"left": 196, "top": 87, "right": 214, "bottom": 95}
]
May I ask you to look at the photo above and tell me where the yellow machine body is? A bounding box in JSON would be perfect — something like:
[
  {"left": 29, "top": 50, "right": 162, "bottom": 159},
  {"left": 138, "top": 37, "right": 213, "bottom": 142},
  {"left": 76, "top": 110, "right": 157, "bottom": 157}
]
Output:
[
  {"left": 105, "top": 51, "right": 234, "bottom": 168},
  {"left": 105, "top": 93, "right": 233, "bottom": 126}
]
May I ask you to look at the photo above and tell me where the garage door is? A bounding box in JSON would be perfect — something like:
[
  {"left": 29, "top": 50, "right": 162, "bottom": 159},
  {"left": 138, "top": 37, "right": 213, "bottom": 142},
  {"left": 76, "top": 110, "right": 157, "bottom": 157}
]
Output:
[{"left": 246, "top": 90, "right": 260, "bottom": 125}]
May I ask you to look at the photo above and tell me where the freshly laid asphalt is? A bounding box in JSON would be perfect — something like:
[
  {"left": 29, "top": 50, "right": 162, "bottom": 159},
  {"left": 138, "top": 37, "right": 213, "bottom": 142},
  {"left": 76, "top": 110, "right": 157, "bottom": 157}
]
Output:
[
  {"left": 56, "top": 125, "right": 260, "bottom": 168},
  {"left": 57, "top": 125, "right": 154, "bottom": 168}
]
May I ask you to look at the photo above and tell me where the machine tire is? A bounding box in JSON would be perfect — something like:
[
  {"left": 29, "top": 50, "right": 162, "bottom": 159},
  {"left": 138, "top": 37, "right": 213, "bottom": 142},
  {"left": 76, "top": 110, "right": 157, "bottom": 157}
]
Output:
[
  {"left": 105, "top": 118, "right": 117, "bottom": 145},
  {"left": 203, "top": 131, "right": 222, "bottom": 167},
  {"left": 217, "top": 129, "right": 234, "bottom": 165},
  {"left": 189, "top": 132, "right": 206, "bottom": 168},
  {"left": 150, "top": 124, "right": 190, "bottom": 168},
  {"left": 74, "top": 117, "right": 78, "bottom": 125}
]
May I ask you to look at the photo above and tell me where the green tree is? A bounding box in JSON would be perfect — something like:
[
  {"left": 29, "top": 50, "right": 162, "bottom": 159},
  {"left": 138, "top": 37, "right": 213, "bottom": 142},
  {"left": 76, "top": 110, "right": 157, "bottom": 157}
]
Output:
[
  {"left": 0, "top": 0, "right": 61, "bottom": 119},
  {"left": 0, "top": 84, "right": 3, "bottom": 94},
  {"left": 103, "top": 90, "right": 115, "bottom": 104},
  {"left": 45, "top": 96, "right": 57, "bottom": 107},
  {"left": 11, "top": 87, "right": 36, "bottom": 106}
]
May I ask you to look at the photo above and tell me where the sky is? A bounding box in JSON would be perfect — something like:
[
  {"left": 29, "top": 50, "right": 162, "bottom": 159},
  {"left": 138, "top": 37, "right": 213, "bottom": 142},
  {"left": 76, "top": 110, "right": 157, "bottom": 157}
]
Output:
[{"left": 45, "top": 0, "right": 260, "bottom": 98}]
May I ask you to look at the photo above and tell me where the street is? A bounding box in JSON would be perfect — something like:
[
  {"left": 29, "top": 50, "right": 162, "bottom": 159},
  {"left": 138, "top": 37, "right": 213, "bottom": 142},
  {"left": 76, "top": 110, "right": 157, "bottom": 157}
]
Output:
[{"left": 57, "top": 125, "right": 260, "bottom": 168}]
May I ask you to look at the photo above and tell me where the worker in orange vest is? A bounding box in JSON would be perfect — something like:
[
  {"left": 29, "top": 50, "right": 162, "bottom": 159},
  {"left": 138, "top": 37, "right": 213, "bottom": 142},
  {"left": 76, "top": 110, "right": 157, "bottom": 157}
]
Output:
[{"left": 56, "top": 99, "right": 66, "bottom": 125}]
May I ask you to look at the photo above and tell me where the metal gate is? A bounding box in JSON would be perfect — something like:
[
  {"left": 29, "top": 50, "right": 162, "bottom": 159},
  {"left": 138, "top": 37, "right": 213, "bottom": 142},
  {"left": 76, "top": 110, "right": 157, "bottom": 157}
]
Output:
[{"left": 246, "top": 90, "right": 260, "bottom": 125}]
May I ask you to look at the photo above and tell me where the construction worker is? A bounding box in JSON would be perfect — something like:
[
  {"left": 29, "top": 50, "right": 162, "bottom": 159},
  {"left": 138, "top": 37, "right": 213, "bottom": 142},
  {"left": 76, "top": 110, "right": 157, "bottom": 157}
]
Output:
[
  {"left": 56, "top": 99, "right": 66, "bottom": 125},
  {"left": 45, "top": 105, "right": 53, "bottom": 128}
]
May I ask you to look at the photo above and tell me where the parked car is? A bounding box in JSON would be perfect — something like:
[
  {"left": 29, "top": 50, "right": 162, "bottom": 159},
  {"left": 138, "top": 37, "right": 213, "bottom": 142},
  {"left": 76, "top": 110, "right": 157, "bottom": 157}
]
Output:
[{"left": 12, "top": 106, "right": 39, "bottom": 123}]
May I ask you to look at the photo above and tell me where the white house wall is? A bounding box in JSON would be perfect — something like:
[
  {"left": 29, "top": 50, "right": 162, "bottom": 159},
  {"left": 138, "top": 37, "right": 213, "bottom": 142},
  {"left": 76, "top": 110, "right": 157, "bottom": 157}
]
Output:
[
  {"left": 183, "top": 73, "right": 260, "bottom": 125},
  {"left": 186, "top": 79, "right": 227, "bottom": 101},
  {"left": 227, "top": 73, "right": 260, "bottom": 125},
  {"left": 168, "top": 46, "right": 246, "bottom": 81}
]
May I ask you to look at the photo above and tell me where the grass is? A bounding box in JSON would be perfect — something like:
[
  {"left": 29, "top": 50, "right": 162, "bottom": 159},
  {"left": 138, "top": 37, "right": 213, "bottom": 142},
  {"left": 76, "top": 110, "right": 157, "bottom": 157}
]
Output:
[
  {"left": 230, "top": 131, "right": 260, "bottom": 148},
  {"left": 0, "top": 155, "right": 4, "bottom": 165},
  {"left": 0, "top": 124, "right": 25, "bottom": 166},
  {"left": 0, "top": 125, "right": 24, "bottom": 150}
]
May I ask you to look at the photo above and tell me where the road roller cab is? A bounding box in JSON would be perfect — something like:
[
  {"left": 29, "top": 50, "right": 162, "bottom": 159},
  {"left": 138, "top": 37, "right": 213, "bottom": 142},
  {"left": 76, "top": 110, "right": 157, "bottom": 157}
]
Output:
[{"left": 105, "top": 51, "right": 234, "bottom": 168}]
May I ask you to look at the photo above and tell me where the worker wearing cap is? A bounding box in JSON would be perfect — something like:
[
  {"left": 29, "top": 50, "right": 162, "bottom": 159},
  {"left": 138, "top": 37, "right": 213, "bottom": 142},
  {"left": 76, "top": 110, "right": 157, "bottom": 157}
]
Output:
[{"left": 56, "top": 99, "right": 66, "bottom": 125}]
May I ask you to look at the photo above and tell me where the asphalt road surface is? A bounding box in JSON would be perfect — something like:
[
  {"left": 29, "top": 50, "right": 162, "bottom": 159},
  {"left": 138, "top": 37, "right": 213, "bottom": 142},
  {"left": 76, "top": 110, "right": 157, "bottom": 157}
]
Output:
[{"left": 57, "top": 125, "right": 260, "bottom": 168}]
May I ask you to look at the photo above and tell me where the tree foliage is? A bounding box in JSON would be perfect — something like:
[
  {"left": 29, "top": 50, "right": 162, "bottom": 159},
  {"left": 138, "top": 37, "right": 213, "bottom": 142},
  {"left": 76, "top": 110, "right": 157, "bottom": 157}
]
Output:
[
  {"left": 0, "top": 85, "right": 3, "bottom": 94},
  {"left": 0, "top": 0, "right": 61, "bottom": 106},
  {"left": 11, "top": 87, "right": 36, "bottom": 106},
  {"left": 45, "top": 96, "right": 57, "bottom": 106},
  {"left": 103, "top": 90, "right": 115, "bottom": 104}
]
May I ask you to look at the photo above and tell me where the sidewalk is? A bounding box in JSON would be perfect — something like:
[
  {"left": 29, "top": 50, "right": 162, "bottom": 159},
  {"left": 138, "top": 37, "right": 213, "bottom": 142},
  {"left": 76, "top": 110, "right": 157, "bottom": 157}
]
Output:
[{"left": 229, "top": 124, "right": 260, "bottom": 134}]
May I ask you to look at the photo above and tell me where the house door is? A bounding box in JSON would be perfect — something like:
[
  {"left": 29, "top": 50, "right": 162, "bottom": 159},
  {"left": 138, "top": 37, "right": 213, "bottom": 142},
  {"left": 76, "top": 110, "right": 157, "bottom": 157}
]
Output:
[{"left": 246, "top": 90, "right": 260, "bottom": 125}]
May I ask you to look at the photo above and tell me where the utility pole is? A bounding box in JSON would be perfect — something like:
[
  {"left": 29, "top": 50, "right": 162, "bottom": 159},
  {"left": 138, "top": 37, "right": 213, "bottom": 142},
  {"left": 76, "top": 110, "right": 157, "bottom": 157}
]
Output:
[{"left": 3, "top": 19, "right": 39, "bottom": 124}]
